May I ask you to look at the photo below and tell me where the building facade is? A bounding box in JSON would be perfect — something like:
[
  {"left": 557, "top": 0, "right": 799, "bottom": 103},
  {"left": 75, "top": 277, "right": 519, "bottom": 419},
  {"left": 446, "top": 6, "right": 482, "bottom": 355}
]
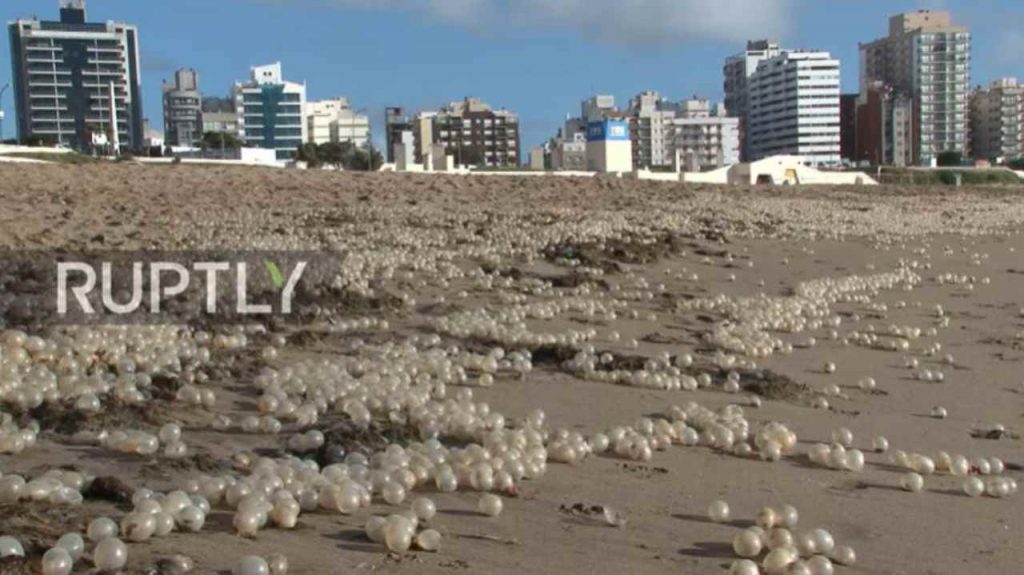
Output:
[
  {"left": 839, "top": 94, "right": 858, "bottom": 162},
  {"left": 162, "top": 68, "right": 201, "bottom": 147},
  {"left": 630, "top": 91, "right": 677, "bottom": 168},
  {"left": 234, "top": 62, "right": 306, "bottom": 160},
  {"left": 969, "top": 78, "right": 1023, "bottom": 162},
  {"left": 306, "top": 98, "right": 369, "bottom": 147},
  {"left": 8, "top": 0, "right": 144, "bottom": 150},
  {"left": 586, "top": 119, "right": 632, "bottom": 173},
  {"left": 414, "top": 98, "right": 520, "bottom": 167},
  {"left": 855, "top": 82, "right": 915, "bottom": 166},
  {"left": 747, "top": 50, "right": 842, "bottom": 165},
  {"left": 672, "top": 99, "right": 740, "bottom": 171},
  {"left": 724, "top": 40, "right": 782, "bottom": 161},
  {"left": 384, "top": 107, "right": 413, "bottom": 163},
  {"left": 859, "top": 10, "right": 970, "bottom": 165}
]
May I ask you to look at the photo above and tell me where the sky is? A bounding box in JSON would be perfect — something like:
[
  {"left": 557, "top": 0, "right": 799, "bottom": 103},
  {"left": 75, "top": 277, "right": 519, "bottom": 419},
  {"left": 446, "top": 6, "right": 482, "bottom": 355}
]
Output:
[{"left": 0, "top": 0, "right": 1021, "bottom": 150}]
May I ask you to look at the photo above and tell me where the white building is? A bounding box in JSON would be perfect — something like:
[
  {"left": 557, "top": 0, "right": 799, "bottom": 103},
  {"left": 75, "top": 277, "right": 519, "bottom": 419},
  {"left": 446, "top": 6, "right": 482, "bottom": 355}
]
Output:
[
  {"left": 724, "top": 40, "right": 783, "bottom": 161},
  {"left": 234, "top": 62, "right": 306, "bottom": 160},
  {"left": 306, "top": 98, "right": 369, "bottom": 147},
  {"left": 631, "top": 91, "right": 678, "bottom": 168},
  {"left": 969, "top": 78, "right": 1023, "bottom": 161},
  {"left": 586, "top": 119, "right": 632, "bottom": 173},
  {"left": 672, "top": 99, "right": 740, "bottom": 171},
  {"left": 748, "top": 50, "right": 841, "bottom": 165}
]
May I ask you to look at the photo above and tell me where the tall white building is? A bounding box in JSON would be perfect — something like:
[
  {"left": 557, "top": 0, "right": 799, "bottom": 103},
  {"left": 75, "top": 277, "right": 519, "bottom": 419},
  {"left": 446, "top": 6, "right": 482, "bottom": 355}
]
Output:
[
  {"left": 724, "top": 40, "right": 782, "bottom": 161},
  {"left": 860, "top": 11, "right": 971, "bottom": 165},
  {"left": 748, "top": 50, "right": 841, "bottom": 165},
  {"left": 306, "top": 98, "right": 369, "bottom": 147},
  {"left": 969, "top": 78, "right": 1022, "bottom": 161},
  {"left": 234, "top": 62, "right": 306, "bottom": 160}
]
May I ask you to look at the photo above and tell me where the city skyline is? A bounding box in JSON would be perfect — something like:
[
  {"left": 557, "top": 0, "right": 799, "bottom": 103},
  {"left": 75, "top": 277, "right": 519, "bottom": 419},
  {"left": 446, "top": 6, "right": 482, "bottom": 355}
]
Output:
[{"left": 1, "top": 0, "right": 1021, "bottom": 151}]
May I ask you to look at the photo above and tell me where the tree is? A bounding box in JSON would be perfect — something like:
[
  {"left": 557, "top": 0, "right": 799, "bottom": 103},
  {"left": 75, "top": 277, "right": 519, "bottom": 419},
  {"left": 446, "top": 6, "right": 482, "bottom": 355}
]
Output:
[
  {"left": 296, "top": 142, "right": 322, "bottom": 168},
  {"left": 936, "top": 151, "right": 962, "bottom": 167},
  {"left": 1008, "top": 157, "right": 1024, "bottom": 171},
  {"left": 201, "top": 131, "right": 241, "bottom": 150},
  {"left": 319, "top": 142, "right": 345, "bottom": 169}
]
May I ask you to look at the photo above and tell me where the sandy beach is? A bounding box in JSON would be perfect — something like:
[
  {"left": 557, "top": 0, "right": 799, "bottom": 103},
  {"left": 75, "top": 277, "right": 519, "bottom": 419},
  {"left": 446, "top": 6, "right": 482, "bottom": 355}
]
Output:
[{"left": 0, "top": 163, "right": 1021, "bottom": 575}]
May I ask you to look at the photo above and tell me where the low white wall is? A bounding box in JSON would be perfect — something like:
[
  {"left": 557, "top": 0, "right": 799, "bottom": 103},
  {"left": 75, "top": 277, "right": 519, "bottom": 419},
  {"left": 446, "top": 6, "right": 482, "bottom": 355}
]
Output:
[{"left": 0, "top": 144, "right": 73, "bottom": 155}]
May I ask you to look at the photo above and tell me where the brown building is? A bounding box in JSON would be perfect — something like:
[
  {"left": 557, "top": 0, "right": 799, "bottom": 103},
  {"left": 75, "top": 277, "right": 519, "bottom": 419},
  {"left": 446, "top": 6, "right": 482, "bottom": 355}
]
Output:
[
  {"left": 855, "top": 82, "right": 916, "bottom": 166},
  {"left": 839, "top": 94, "right": 858, "bottom": 162},
  {"left": 413, "top": 98, "right": 520, "bottom": 167}
]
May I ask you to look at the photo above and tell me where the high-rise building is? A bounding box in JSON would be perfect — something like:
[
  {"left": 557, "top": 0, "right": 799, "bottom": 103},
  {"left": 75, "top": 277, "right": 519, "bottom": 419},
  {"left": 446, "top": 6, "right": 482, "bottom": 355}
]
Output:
[
  {"left": 414, "top": 98, "right": 520, "bottom": 167},
  {"left": 859, "top": 10, "right": 971, "bottom": 165},
  {"left": 969, "top": 78, "right": 1023, "bottom": 161},
  {"left": 384, "top": 107, "right": 413, "bottom": 163},
  {"left": 672, "top": 99, "right": 740, "bottom": 171},
  {"left": 234, "top": 62, "right": 306, "bottom": 160},
  {"left": 8, "top": 0, "right": 144, "bottom": 150},
  {"left": 748, "top": 50, "right": 841, "bottom": 165},
  {"left": 162, "top": 68, "right": 202, "bottom": 147},
  {"left": 855, "top": 82, "right": 915, "bottom": 167},
  {"left": 840, "top": 94, "right": 858, "bottom": 162},
  {"left": 724, "top": 40, "right": 782, "bottom": 161},
  {"left": 630, "top": 91, "right": 678, "bottom": 168},
  {"left": 306, "top": 98, "right": 369, "bottom": 147}
]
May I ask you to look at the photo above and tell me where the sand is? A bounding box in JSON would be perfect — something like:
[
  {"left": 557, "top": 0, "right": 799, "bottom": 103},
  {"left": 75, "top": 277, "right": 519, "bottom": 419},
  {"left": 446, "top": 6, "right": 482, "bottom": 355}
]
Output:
[{"left": 0, "top": 163, "right": 1021, "bottom": 575}]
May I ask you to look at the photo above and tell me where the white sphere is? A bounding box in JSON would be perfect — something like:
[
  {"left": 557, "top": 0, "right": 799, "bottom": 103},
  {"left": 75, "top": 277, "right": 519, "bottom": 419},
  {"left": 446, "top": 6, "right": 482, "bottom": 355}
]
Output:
[
  {"left": 831, "top": 545, "right": 857, "bottom": 566},
  {"left": 87, "top": 517, "right": 118, "bottom": 542},
  {"left": 93, "top": 538, "right": 128, "bottom": 572},
  {"left": 963, "top": 477, "right": 985, "bottom": 498},
  {"left": 478, "top": 494, "right": 503, "bottom": 517},
  {"left": 416, "top": 529, "right": 442, "bottom": 552},
  {"left": 729, "top": 559, "right": 760, "bottom": 575},
  {"left": 0, "top": 536, "right": 24, "bottom": 558},
  {"left": 41, "top": 547, "right": 73, "bottom": 575},
  {"left": 233, "top": 555, "right": 269, "bottom": 575},
  {"left": 411, "top": 497, "right": 437, "bottom": 521},
  {"left": 55, "top": 532, "right": 85, "bottom": 561},
  {"left": 901, "top": 472, "right": 924, "bottom": 493},
  {"left": 708, "top": 500, "right": 731, "bottom": 523},
  {"left": 267, "top": 553, "right": 288, "bottom": 575},
  {"left": 732, "top": 528, "right": 763, "bottom": 558},
  {"left": 763, "top": 546, "right": 798, "bottom": 574}
]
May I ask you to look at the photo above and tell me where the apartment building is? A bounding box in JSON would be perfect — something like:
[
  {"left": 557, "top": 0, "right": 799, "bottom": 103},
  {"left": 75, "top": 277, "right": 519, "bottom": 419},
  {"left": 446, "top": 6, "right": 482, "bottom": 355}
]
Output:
[
  {"left": 8, "top": 0, "right": 144, "bottom": 150},
  {"left": 234, "top": 62, "right": 306, "bottom": 160},
  {"left": 306, "top": 98, "right": 369, "bottom": 147},
  {"left": 860, "top": 10, "right": 971, "bottom": 165},
  {"left": 162, "top": 68, "right": 201, "bottom": 147},
  {"left": 747, "top": 50, "right": 842, "bottom": 165},
  {"left": 969, "top": 78, "right": 1023, "bottom": 161},
  {"left": 414, "top": 98, "right": 520, "bottom": 167},
  {"left": 672, "top": 99, "right": 740, "bottom": 171},
  {"left": 855, "top": 82, "right": 915, "bottom": 166},
  {"left": 724, "top": 40, "right": 782, "bottom": 161}
]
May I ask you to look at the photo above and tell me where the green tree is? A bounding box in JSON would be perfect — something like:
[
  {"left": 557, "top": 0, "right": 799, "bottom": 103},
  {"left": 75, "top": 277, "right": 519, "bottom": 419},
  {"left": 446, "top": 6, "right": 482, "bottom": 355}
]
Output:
[
  {"left": 201, "top": 131, "right": 241, "bottom": 150},
  {"left": 296, "top": 142, "right": 322, "bottom": 168},
  {"left": 936, "top": 151, "right": 962, "bottom": 167}
]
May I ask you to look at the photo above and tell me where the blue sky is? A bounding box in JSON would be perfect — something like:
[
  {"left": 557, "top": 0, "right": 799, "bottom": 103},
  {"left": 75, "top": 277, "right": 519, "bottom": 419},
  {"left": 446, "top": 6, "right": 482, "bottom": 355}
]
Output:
[{"left": 1, "top": 0, "right": 1021, "bottom": 150}]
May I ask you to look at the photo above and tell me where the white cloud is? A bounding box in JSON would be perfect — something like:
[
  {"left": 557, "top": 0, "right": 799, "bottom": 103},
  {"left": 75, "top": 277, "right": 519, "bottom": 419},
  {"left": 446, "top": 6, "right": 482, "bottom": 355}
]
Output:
[{"left": 281, "top": 0, "right": 796, "bottom": 45}]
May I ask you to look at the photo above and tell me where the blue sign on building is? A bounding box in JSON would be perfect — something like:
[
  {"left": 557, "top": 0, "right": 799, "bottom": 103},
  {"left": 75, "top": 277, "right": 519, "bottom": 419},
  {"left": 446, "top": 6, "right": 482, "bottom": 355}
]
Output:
[{"left": 586, "top": 120, "right": 630, "bottom": 142}]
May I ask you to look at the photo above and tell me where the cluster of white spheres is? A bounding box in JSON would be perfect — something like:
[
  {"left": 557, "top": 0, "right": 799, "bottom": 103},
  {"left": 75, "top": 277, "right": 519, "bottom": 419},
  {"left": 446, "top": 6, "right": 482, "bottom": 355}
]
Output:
[
  {"left": 807, "top": 443, "right": 866, "bottom": 473},
  {"left": 0, "top": 469, "right": 87, "bottom": 506},
  {"left": 725, "top": 503, "right": 853, "bottom": 575}
]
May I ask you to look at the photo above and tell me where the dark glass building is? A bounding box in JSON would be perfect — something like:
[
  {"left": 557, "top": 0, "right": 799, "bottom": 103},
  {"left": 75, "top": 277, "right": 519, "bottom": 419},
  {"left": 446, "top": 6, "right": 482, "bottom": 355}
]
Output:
[{"left": 8, "top": 1, "right": 144, "bottom": 150}]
